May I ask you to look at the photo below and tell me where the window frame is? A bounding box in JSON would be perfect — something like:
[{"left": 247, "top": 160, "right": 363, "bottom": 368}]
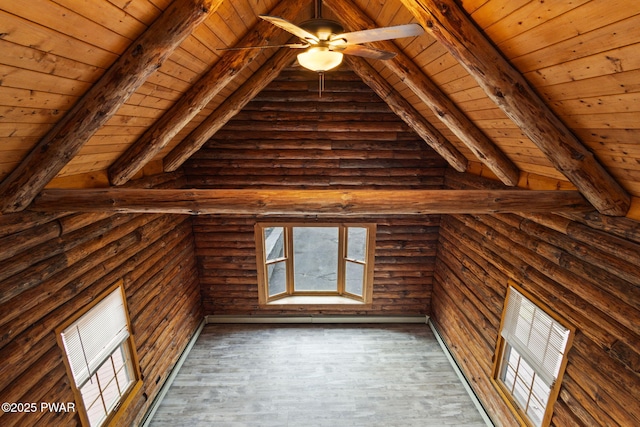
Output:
[
  {"left": 491, "top": 281, "right": 574, "bottom": 427},
  {"left": 56, "top": 280, "right": 142, "bottom": 427},
  {"left": 255, "top": 222, "right": 376, "bottom": 306}
]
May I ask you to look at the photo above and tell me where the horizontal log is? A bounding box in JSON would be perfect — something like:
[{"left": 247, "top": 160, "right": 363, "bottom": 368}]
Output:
[
  {"left": 207, "top": 130, "right": 420, "bottom": 141},
  {"left": 0, "top": 221, "right": 61, "bottom": 263},
  {"left": 572, "top": 332, "right": 640, "bottom": 406},
  {"left": 243, "top": 100, "right": 392, "bottom": 114},
  {"left": 442, "top": 215, "right": 608, "bottom": 347},
  {"left": 229, "top": 110, "right": 408, "bottom": 125},
  {"left": 437, "top": 239, "right": 503, "bottom": 323},
  {"left": 1, "top": 347, "right": 62, "bottom": 416},
  {"left": 561, "top": 374, "right": 618, "bottom": 426},
  {"left": 436, "top": 260, "right": 498, "bottom": 345},
  {"left": 519, "top": 218, "right": 640, "bottom": 296},
  {"left": 219, "top": 120, "right": 411, "bottom": 133},
  {"left": 451, "top": 214, "right": 640, "bottom": 370},
  {"left": 163, "top": 48, "right": 298, "bottom": 172},
  {"left": 251, "top": 90, "right": 382, "bottom": 103},
  {"left": 193, "top": 216, "right": 442, "bottom": 227},
  {"left": 274, "top": 69, "right": 360, "bottom": 82},
  {"left": 479, "top": 214, "right": 640, "bottom": 336},
  {"left": 190, "top": 148, "right": 438, "bottom": 160},
  {"left": 0, "top": 211, "right": 66, "bottom": 237},
  {"left": 431, "top": 293, "right": 516, "bottom": 423},
  {"left": 32, "top": 188, "right": 592, "bottom": 215},
  {"left": 185, "top": 169, "right": 445, "bottom": 182},
  {"left": 567, "top": 350, "right": 640, "bottom": 426},
  {"left": 562, "top": 210, "right": 640, "bottom": 244},
  {"left": 344, "top": 56, "right": 468, "bottom": 173},
  {"left": 200, "top": 139, "right": 427, "bottom": 151},
  {"left": 184, "top": 176, "right": 444, "bottom": 189},
  {"left": 132, "top": 282, "right": 201, "bottom": 425},
  {"left": 551, "top": 400, "right": 584, "bottom": 427}
]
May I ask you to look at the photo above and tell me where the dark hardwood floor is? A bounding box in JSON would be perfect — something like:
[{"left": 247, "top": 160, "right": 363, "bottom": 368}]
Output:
[{"left": 148, "top": 323, "right": 488, "bottom": 426}]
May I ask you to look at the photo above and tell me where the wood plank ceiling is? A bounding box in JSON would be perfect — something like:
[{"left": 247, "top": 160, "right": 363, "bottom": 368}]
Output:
[{"left": 0, "top": 0, "right": 639, "bottom": 219}]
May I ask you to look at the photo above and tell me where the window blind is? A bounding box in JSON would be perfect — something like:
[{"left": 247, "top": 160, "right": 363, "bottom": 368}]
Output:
[
  {"left": 61, "top": 288, "right": 130, "bottom": 386},
  {"left": 500, "top": 287, "right": 570, "bottom": 386}
]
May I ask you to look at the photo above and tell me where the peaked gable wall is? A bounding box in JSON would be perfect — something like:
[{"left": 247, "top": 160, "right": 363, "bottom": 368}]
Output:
[{"left": 185, "top": 68, "right": 446, "bottom": 316}]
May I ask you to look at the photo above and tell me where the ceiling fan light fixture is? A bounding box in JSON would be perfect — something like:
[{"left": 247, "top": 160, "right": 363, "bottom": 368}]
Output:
[{"left": 297, "top": 47, "right": 343, "bottom": 72}]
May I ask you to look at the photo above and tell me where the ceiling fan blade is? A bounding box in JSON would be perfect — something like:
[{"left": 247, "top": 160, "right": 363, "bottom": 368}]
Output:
[
  {"left": 218, "top": 43, "right": 309, "bottom": 51},
  {"left": 339, "top": 45, "right": 397, "bottom": 60},
  {"left": 330, "top": 23, "right": 424, "bottom": 46},
  {"left": 259, "top": 15, "right": 319, "bottom": 44}
]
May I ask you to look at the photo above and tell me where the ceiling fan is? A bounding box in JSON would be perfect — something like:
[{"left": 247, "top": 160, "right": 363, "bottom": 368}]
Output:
[{"left": 224, "top": 0, "right": 424, "bottom": 73}]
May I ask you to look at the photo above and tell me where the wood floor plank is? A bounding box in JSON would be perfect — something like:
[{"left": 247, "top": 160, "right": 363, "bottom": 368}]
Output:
[{"left": 149, "top": 324, "right": 488, "bottom": 426}]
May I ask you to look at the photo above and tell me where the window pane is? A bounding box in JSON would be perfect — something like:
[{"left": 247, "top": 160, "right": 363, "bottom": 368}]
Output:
[
  {"left": 345, "top": 261, "right": 364, "bottom": 296},
  {"left": 97, "top": 357, "right": 120, "bottom": 416},
  {"left": 293, "top": 227, "right": 338, "bottom": 291},
  {"left": 114, "top": 345, "right": 134, "bottom": 395},
  {"left": 528, "top": 375, "right": 551, "bottom": 427},
  {"left": 532, "top": 374, "right": 551, "bottom": 407},
  {"left": 60, "top": 286, "right": 139, "bottom": 427},
  {"left": 79, "top": 343, "right": 136, "bottom": 427},
  {"left": 497, "top": 287, "right": 571, "bottom": 427},
  {"left": 504, "top": 365, "right": 516, "bottom": 390},
  {"left": 81, "top": 373, "right": 105, "bottom": 427},
  {"left": 501, "top": 346, "right": 551, "bottom": 427},
  {"left": 264, "top": 227, "right": 285, "bottom": 261},
  {"left": 347, "top": 227, "right": 367, "bottom": 261},
  {"left": 517, "top": 358, "right": 535, "bottom": 385},
  {"left": 513, "top": 376, "right": 531, "bottom": 409},
  {"left": 267, "top": 261, "right": 287, "bottom": 296}
]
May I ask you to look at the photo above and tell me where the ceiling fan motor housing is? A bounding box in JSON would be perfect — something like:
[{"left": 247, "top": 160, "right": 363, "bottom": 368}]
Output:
[{"left": 300, "top": 18, "right": 344, "bottom": 41}]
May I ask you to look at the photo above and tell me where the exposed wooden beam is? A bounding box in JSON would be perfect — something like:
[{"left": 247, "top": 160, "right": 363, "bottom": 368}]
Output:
[
  {"left": 0, "top": 0, "right": 218, "bottom": 213},
  {"left": 324, "top": 0, "right": 520, "bottom": 187},
  {"left": 344, "top": 56, "right": 468, "bottom": 173},
  {"left": 32, "top": 188, "right": 590, "bottom": 215},
  {"left": 108, "top": 0, "right": 309, "bottom": 186},
  {"left": 399, "top": 0, "right": 631, "bottom": 216},
  {"left": 163, "top": 49, "right": 298, "bottom": 172}
]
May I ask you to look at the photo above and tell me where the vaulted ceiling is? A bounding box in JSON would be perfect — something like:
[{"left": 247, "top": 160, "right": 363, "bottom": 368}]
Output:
[{"left": 1, "top": 0, "right": 639, "bottom": 219}]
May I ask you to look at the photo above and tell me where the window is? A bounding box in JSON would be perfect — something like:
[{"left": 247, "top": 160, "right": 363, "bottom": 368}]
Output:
[
  {"left": 255, "top": 223, "right": 375, "bottom": 305},
  {"left": 492, "top": 283, "right": 574, "bottom": 427},
  {"left": 57, "top": 282, "right": 141, "bottom": 427}
]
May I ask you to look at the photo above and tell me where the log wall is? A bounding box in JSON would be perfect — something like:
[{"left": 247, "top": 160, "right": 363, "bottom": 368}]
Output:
[
  {"left": 182, "top": 68, "right": 448, "bottom": 191},
  {"left": 433, "top": 170, "right": 640, "bottom": 426},
  {"left": 0, "top": 175, "right": 202, "bottom": 426},
  {"left": 196, "top": 215, "right": 438, "bottom": 316},
  {"left": 184, "top": 71, "right": 446, "bottom": 316}
]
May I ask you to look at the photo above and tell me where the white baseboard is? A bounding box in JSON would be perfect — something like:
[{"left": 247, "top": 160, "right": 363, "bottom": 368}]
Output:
[
  {"left": 140, "top": 319, "right": 205, "bottom": 427},
  {"left": 428, "top": 319, "right": 494, "bottom": 426},
  {"left": 206, "top": 314, "right": 429, "bottom": 324}
]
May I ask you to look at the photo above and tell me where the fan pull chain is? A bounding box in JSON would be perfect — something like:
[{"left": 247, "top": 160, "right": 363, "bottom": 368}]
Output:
[{"left": 319, "top": 72, "right": 325, "bottom": 98}]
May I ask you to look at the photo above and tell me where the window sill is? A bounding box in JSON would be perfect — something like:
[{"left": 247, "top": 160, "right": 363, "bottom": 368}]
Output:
[{"left": 266, "top": 296, "right": 367, "bottom": 306}]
